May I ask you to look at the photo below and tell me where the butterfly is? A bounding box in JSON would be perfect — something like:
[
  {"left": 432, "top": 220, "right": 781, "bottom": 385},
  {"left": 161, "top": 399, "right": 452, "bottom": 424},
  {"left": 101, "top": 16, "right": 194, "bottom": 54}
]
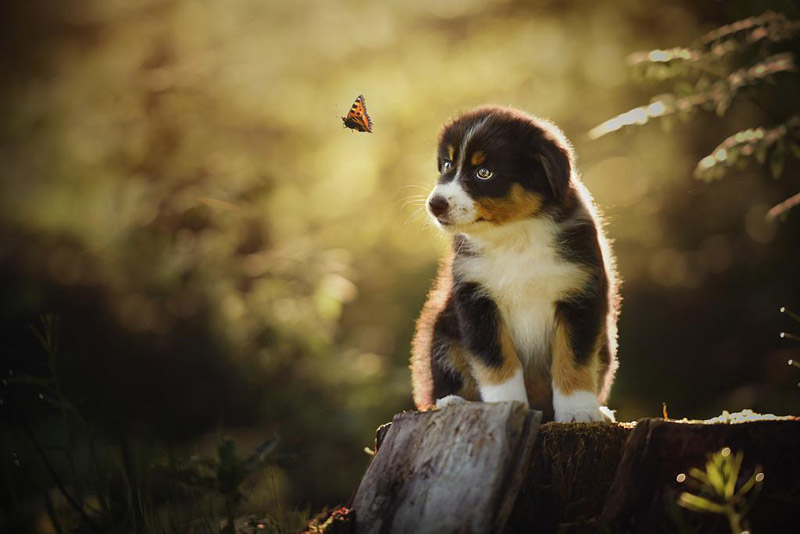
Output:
[{"left": 342, "top": 94, "right": 373, "bottom": 133}]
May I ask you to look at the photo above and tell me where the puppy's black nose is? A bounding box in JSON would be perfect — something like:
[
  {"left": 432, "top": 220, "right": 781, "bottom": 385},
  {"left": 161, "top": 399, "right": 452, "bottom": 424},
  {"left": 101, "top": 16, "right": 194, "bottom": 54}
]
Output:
[{"left": 428, "top": 195, "right": 449, "bottom": 217}]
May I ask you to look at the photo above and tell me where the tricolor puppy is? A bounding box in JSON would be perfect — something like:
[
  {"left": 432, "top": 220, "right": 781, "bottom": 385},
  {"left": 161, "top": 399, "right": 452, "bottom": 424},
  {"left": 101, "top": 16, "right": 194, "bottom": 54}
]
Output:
[{"left": 411, "top": 106, "right": 620, "bottom": 422}]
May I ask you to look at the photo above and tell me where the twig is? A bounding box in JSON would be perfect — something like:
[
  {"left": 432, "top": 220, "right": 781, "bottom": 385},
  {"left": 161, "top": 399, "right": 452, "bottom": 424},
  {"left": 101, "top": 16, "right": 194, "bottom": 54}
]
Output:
[{"left": 767, "top": 191, "right": 800, "bottom": 220}]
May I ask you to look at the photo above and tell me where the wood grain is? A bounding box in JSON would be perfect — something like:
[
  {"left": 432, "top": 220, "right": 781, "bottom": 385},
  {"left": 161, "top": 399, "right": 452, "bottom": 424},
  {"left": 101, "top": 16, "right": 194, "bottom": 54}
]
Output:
[{"left": 352, "top": 402, "right": 540, "bottom": 534}]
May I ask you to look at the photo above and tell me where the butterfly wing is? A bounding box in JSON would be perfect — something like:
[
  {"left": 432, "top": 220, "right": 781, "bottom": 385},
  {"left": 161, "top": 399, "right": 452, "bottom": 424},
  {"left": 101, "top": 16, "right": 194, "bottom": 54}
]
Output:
[{"left": 342, "top": 95, "right": 373, "bottom": 133}]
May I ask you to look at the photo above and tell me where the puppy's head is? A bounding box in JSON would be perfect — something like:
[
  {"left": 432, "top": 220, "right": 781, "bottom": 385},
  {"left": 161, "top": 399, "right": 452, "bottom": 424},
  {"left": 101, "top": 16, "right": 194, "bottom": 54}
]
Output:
[{"left": 426, "top": 106, "right": 574, "bottom": 233}]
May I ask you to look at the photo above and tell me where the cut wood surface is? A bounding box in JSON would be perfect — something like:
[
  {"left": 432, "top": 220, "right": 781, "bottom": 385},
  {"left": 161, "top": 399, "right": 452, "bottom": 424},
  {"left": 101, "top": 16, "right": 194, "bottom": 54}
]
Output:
[{"left": 351, "top": 402, "right": 541, "bottom": 534}]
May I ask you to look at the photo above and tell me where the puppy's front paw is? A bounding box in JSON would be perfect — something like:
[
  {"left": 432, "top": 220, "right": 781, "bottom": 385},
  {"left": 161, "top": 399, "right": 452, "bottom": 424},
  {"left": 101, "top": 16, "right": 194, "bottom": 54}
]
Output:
[
  {"left": 435, "top": 395, "right": 467, "bottom": 409},
  {"left": 555, "top": 407, "right": 606, "bottom": 422},
  {"left": 553, "top": 389, "right": 606, "bottom": 423}
]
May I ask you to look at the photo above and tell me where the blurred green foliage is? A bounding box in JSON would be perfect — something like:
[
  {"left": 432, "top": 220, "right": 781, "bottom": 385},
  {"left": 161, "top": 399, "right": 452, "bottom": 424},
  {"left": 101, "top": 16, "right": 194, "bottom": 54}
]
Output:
[
  {"left": 162, "top": 436, "right": 278, "bottom": 533},
  {"left": 1, "top": 0, "right": 799, "bottom": 529},
  {"left": 677, "top": 447, "right": 764, "bottom": 534},
  {"left": 590, "top": 10, "right": 800, "bottom": 218},
  {"left": 3, "top": 317, "right": 304, "bottom": 532}
]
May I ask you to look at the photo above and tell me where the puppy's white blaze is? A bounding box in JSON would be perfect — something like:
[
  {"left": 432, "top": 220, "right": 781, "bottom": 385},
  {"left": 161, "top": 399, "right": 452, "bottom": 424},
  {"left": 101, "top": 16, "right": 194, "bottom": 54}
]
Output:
[
  {"left": 553, "top": 387, "right": 605, "bottom": 423},
  {"left": 458, "top": 218, "right": 590, "bottom": 365},
  {"left": 427, "top": 180, "right": 477, "bottom": 226},
  {"left": 478, "top": 368, "right": 529, "bottom": 406}
]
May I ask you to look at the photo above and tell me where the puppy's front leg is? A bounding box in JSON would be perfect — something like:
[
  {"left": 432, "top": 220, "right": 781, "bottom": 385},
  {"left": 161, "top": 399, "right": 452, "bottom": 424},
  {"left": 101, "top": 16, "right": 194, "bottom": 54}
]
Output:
[
  {"left": 552, "top": 297, "right": 608, "bottom": 422},
  {"left": 454, "top": 282, "right": 528, "bottom": 406}
]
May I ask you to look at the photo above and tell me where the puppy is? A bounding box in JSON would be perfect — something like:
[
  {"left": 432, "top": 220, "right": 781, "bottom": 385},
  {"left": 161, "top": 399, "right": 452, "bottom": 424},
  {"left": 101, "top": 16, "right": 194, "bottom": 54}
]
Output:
[{"left": 410, "top": 106, "right": 619, "bottom": 422}]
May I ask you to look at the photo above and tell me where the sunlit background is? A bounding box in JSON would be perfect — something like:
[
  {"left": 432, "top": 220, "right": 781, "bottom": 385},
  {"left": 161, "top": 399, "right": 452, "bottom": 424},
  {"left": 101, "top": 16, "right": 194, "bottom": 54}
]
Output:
[{"left": 2, "top": 0, "right": 799, "bottom": 526}]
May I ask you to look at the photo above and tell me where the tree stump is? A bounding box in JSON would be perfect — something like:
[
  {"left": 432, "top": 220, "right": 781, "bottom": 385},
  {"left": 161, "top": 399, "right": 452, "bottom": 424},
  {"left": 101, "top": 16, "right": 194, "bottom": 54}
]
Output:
[
  {"left": 600, "top": 413, "right": 800, "bottom": 533},
  {"left": 351, "top": 402, "right": 541, "bottom": 534},
  {"left": 325, "top": 409, "right": 800, "bottom": 534},
  {"left": 508, "top": 421, "right": 634, "bottom": 533}
]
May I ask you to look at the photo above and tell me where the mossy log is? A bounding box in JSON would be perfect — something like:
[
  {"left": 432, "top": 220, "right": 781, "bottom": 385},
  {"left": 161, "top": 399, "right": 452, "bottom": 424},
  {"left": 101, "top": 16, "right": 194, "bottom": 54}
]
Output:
[{"left": 352, "top": 402, "right": 540, "bottom": 534}]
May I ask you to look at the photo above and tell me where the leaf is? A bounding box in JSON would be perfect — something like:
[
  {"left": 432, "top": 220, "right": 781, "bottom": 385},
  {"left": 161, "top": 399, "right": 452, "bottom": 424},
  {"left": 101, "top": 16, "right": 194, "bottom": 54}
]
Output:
[
  {"left": 724, "top": 452, "right": 743, "bottom": 500},
  {"left": 244, "top": 437, "right": 278, "bottom": 473},
  {"left": 688, "top": 466, "right": 711, "bottom": 486},
  {"left": 705, "top": 459, "right": 725, "bottom": 495},
  {"left": 715, "top": 96, "right": 731, "bottom": 117},
  {"left": 770, "top": 141, "right": 786, "bottom": 179},
  {"left": 8, "top": 374, "right": 54, "bottom": 387},
  {"left": 726, "top": 147, "right": 739, "bottom": 165},
  {"left": 735, "top": 468, "right": 764, "bottom": 498},
  {"left": 217, "top": 438, "right": 238, "bottom": 468},
  {"left": 675, "top": 80, "right": 695, "bottom": 97},
  {"left": 735, "top": 155, "right": 750, "bottom": 170},
  {"left": 755, "top": 142, "right": 768, "bottom": 164},
  {"left": 678, "top": 492, "right": 727, "bottom": 514},
  {"left": 661, "top": 115, "right": 676, "bottom": 133},
  {"left": 789, "top": 141, "right": 800, "bottom": 159},
  {"left": 192, "top": 458, "right": 220, "bottom": 470}
]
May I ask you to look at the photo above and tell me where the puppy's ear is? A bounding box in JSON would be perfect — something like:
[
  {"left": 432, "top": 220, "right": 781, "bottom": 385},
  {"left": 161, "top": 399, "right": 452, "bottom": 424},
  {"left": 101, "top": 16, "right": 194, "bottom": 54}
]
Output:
[{"left": 535, "top": 142, "right": 572, "bottom": 199}]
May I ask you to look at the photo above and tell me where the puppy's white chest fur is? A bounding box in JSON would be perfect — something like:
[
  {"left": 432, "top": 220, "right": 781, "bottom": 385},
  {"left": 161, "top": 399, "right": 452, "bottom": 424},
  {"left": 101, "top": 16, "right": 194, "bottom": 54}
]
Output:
[{"left": 457, "top": 219, "right": 588, "bottom": 364}]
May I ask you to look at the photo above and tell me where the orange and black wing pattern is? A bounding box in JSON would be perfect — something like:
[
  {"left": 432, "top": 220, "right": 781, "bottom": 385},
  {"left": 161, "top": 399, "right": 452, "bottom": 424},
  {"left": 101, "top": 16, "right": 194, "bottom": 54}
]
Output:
[{"left": 342, "top": 94, "right": 373, "bottom": 133}]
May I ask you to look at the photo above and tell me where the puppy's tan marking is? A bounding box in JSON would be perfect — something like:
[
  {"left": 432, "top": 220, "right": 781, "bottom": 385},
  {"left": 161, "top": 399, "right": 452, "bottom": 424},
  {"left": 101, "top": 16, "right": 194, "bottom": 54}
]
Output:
[
  {"left": 471, "top": 150, "right": 486, "bottom": 166},
  {"left": 525, "top": 365, "right": 554, "bottom": 419},
  {"left": 447, "top": 145, "right": 455, "bottom": 161},
  {"left": 470, "top": 321, "right": 522, "bottom": 385},
  {"left": 551, "top": 321, "right": 598, "bottom": 394},
  {"left": 448, "top": 346, "right": 480, "bottom": 399},
  {"left": 474, "top": 184, "right": 543, "bottom": 224}
]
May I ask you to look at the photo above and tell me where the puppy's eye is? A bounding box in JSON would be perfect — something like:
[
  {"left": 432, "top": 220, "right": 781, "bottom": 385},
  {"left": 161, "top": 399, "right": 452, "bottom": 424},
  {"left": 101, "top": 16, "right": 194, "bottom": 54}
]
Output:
[
  {"left": 442, "top": 160, "right": 453, "bottom": 173},
  {"left": 476, "top": 167, "right": 493, "bottom": 180}
]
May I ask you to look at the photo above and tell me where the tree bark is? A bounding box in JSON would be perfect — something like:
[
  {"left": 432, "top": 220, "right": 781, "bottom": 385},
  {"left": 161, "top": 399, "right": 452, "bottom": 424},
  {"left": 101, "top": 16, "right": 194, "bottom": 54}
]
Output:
[
  {"left": 508, "top": 421, "right": 633, "bottom": 533},
  {"left": 600, "top": 415, "right": 800, "bottom": 533},
  {"left": 352, "top": 402, "right": 540, "bottom": 534},
  {"left": 325, "top": 410, "right": 800, "bottom": 534}
]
